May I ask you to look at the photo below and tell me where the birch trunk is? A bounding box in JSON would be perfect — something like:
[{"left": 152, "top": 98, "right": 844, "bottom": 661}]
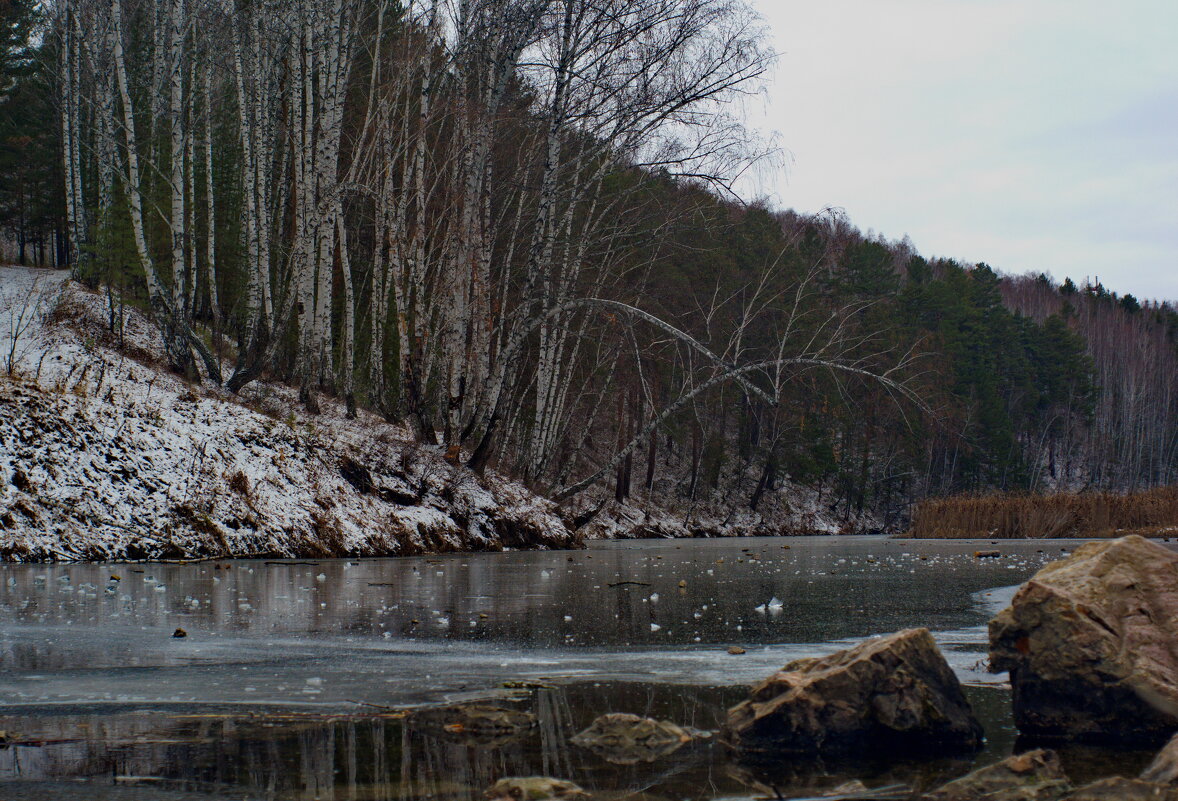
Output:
[
  {"left": 167, "top": 0, "right": 196, "bottom": 379},
  {"left": 59, "top": 12, "right": 78, "bottom": 273},
  {"left": 202, "top": 62, "right": 219, "bottom": 322},
  {"left": 110, "top": 0, "right": 179, "bottom": 360}
]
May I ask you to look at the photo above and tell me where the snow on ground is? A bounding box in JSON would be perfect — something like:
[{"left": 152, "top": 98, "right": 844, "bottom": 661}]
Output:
[
  {"left": 0, "top": 266, "right": 575, "bottom": 561},
  {"left": 576, "top": 480, "right": 883, "bottom": 542}
]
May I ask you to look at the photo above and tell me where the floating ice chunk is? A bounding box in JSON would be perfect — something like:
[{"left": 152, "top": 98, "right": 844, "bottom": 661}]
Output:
[
  {"left": 316, "top": 573, "right": 327, "bottom": 582},
  {"left": 768, "top": 597, "right": 784, "bottom": 610},
  {"left": 563, "top": 615, "right": 572, "bottom": 622},
  {"left": 650, "top": 623, "right": 661, "bottom": 632},
  {"left": 649, "top": 593, "right": 659, "bottom": 603}
]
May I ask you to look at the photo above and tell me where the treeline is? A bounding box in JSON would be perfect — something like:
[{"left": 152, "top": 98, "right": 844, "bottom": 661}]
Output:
[
  {"left": 579, "top": 203, "right": 1176, "bottom": 527},
  {"left": 1, "top": 0, "right": 1175, "bottom": 526}
]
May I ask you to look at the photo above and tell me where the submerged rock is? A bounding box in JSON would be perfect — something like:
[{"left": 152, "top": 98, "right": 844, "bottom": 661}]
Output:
[
  {"left": 722, "top": 628, "right": 982, "bottom": 758},
  {"left": 989, "top": 535, "right": 1178, "bottom": 743},
  {"left": 570, "top": 712, "right": 706, "bottom": 764},
  {"left": 1142, "top": 733, "right": 1178, "bottom": 786},
  {"left": 1062, "top": 777, "right": 1178, "bottom": 800},
  {"left": 410, "top": 704, "right": 537, "bottom": 746},
  {"left": 485, "top": 778, "right": 589, "bottom": 801},
  {"left": 922, "top": 749, "right": 1070, "bottom": 801}
]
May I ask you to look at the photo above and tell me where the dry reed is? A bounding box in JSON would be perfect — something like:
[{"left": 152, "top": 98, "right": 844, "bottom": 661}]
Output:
[{"left": 907, "top": 486, "right": 1178, "bottom": 539}]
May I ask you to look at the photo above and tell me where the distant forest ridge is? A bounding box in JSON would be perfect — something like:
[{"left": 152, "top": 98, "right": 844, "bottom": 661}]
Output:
[{"left": 0, "top": 0, "right": 1175, "bottom": 528}]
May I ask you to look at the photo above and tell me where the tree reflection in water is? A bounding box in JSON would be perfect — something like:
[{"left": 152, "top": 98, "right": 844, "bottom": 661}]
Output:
[{"left": 0, "top": 682, "right": 1143, "bottom": 801}]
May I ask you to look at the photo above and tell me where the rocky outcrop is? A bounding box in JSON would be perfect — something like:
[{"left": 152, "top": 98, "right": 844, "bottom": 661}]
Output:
[
  {"left": 722, "top": 628, "right": 982, "bottom": 758},
  {"left": 570, "top": 713, "right": 705, "bottom": 764},
  {"left": 922, "top": 750, "right": 1070, "bottom": 801},
  {"left": 989, "top": 536, "right": 1178, "bottom": 743}
]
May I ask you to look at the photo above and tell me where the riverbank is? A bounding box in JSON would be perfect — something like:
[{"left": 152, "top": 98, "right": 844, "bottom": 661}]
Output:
[
  {"left": 0, "top": 267, "right": 575, "bottom": 560},
  {"left": 0, "top": 266, "right": 884, "bottom": 562},
  {"left": 908, "top": 487, "right": 1178, "bottom": 539}
]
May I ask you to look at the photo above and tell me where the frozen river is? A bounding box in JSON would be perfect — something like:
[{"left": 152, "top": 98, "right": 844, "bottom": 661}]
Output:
[{"left": 0, "top": 536, "right": 1154, "bottom": 799}]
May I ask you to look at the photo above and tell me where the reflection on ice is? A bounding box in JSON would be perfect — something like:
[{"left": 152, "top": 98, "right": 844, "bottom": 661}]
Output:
[
  {"left": 0, "top": 682, "right": 1152, "bottom": 801},
  {"left": 0, "top": 537, "right": 1097, "bottom": 799}
]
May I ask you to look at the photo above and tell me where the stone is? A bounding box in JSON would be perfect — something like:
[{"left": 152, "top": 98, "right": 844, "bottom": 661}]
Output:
[
  {"left": 1142, "top": 733, "right": 1178, "bottom": 786},
  {"left": 570, "top": 713, "right": 704, "bottom": 764},
  {"left": 485, "top": 778, "right": 589, "bottom": 801},
  {"left": 989, "top": 536, "right": 1178, "bottom": 743},
  {"left": 722, "top": 628, "right": 982, "bottom": 757},
  {"left": 1062, "top": 777, "right": 1178, "bottom": 801},
  {"left": 923, "top": 749, "right": 1071, "bottom": 801},
  {"left": 410, "top": 704, "right": 536, "bottom": 746}
]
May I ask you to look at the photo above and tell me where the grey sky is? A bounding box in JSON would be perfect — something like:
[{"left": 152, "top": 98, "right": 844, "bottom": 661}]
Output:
[{"left": 745, "top": 0, "right": 1178, "bottom": 302}]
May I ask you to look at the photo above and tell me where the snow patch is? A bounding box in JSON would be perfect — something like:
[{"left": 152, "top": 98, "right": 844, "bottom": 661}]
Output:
[{"left": 0, "top": 267, "right": 576, "bottom": 561}]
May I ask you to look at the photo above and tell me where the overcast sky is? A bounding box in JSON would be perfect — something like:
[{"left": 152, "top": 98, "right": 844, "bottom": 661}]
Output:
[{"left": 743, "top": 0, "right": 1178, "bottom": 302}]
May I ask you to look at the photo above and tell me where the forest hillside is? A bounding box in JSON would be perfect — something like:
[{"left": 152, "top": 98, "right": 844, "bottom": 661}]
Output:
[
  {"left": 1, "top": 0, "right": 1175, "bottom": 547},
  {"left": 0, "top": 266, "right": 574, "bottom": 560}
]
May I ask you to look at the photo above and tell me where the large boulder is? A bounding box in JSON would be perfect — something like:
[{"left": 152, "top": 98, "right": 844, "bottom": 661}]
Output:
[
  {"left": 922, "top": 749, "right": 1071, "bottom": 801},
  {"left": 722, "top": 628, "right": 982, "bottom": 757},
  {"left": 989, "top": 536, "right": 1178, "bottom": 743}
]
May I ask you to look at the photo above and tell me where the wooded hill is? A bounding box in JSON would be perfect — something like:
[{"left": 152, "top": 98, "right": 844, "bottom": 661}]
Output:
[{"left": 2, "top": 0, "right": 1175, "bottom": 531}]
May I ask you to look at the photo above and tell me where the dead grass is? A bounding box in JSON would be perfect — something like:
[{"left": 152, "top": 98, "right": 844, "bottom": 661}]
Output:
[{"left": 908, "top": 486, "right": 1178, "bottom": 539}]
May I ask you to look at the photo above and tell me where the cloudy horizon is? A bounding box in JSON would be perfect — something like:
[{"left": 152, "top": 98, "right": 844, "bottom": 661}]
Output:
[{"left": 744, "top": 0, "right": 1178, "bottom": 303}]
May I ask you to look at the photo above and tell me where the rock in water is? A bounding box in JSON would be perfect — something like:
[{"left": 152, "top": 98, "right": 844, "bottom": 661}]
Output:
[
  {"left": 410, "top": 704, "right": 537, "bottom": 746},
  {"left": 485, "top": 778, "right": 589, "bottom": 801},
  {"left": 1064, "top": 777, "right": 1178, "bottom": 796},
  {"left": 923, "top": 749, "right": 1070, "bottom": 801},
  {"left": 722, "top": 628, "right": 982, "bottom": 757},
  {"left": 1142, "top": 733, "right": 1178, "bottom": 786},
  {"left": 1063, "top": 777, "right": 1178, "bottom": 800},
  {"left": 570, "top": 713, "right": 702, "bottom": 764},
  {"left": 989, "top": 535, "right": 1178, "bottom": 743}
]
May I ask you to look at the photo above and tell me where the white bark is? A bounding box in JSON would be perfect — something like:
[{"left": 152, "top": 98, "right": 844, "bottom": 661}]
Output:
[
  {"left": 59, "top": 11, "right": 79, "bottom": 272},
  {"left": 202, "top": 58, "right": 219, "bottom": 320}
]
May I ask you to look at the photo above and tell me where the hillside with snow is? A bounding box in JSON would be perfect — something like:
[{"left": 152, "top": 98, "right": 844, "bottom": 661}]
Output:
[{"left": 0, "top": 267, "right": 575, "bottom": 561}]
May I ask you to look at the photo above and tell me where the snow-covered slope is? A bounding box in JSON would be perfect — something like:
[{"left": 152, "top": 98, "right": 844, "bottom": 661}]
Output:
[
  {"left": 573, "top": 480, "right": 881, "bottom": 542},
  {"left": 0, "top": 267, "right": 576, "bottom": 561}
]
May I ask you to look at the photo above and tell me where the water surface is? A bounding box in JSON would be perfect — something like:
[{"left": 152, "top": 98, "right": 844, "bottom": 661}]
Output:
[{"left": 0, "top": 536, "right": 1152, "bottom": 799}]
